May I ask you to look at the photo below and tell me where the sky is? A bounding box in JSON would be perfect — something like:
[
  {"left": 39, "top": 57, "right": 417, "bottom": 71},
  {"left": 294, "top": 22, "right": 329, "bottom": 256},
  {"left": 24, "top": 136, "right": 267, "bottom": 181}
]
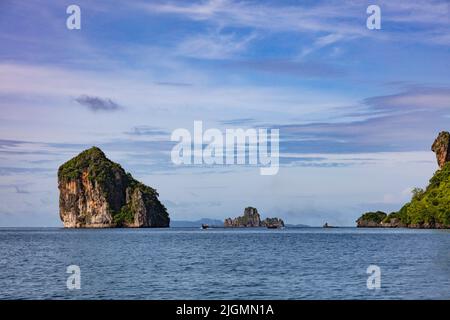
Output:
[{"left": 0, "top": 0, "right": 449, "bottom": 226}]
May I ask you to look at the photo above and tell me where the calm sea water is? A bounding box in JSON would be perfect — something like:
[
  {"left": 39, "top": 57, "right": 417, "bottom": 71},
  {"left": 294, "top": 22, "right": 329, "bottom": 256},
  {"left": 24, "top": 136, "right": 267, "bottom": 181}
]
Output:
[{"left": 0, "top": 227, "right": 449, "bottom": 300}]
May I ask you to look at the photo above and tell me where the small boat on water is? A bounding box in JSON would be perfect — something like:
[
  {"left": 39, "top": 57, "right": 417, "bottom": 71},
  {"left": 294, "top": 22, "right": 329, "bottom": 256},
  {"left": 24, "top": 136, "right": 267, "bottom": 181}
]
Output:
[
  {"left": 201, "top": 224, "right": 209, "bottom": 229},
  {"left": 266, "top": 225, "right": 280, "bottom": 229},
  {"left": 323, "top": 222, "right": 337, "bottom": 228}
]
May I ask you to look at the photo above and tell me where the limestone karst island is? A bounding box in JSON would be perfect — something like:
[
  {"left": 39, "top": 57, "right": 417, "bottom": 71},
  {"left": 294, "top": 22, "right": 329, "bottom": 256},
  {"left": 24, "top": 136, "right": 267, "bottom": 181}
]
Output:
[
  {"left": 224, "top": 207, "right": 284, "bottom": 228},
  {"left": 58, "top": 147, "right": 170, "bottom": 228},
  {"left": 357, "top": 131, "right": 450, "bottom": 229}
]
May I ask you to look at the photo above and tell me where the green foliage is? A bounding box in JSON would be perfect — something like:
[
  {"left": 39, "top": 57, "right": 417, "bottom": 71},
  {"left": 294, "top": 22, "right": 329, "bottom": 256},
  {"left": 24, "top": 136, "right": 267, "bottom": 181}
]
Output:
[
  {"left": 411, "top": 188, "right": 425, "bottom": 201},
  {"left": 358, "top": 211, "right": 387, "bottom": 223},
  {"left": 113, "top": 205, "right": 134, "bottom": 226},
  {"left": 58, "top": 146, "right": 126, "bottom": 196},
  {"left": 392, "top": 162, "right": 450, "bottom": 226},
  {"left": 59, "top": 147, "right": 115, "bottom": 180},
  {"left": 383, "top": 208, "right": 408, "bottom": 224}
]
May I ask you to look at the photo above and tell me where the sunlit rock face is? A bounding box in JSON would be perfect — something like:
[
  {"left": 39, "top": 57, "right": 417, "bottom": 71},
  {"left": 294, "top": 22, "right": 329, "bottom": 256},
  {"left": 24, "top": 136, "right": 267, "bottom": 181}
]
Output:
[
  {"left": 224, "top": 207, "right": 284, "bottom": 228},
  {"left": 432, "top": 131, "right": 450, "bottom": 169},
  {"left": 58, "top": 147, "right": 169, "bottom": 228}
]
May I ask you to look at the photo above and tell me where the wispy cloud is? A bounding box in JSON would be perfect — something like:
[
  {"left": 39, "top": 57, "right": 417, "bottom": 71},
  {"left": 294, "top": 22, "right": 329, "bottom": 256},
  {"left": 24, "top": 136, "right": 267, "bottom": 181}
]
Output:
[
  {"left": 0, "top": 167, "right": 53, "bottom": 176},
  {"left": 176, "top": 32, "right": 257, "bottom": 59},
  {"left": 300, "top": 33, "right": 350, "bottom": 58},
  {"left": 227, "top": 59, "right": 343, "bottom": 77},
  {"left": 143, "top": 0, "right": 450, "bottom": 51},
  {"left": 220, "top": 118, "right": 255, "bottom": 126},
  {"left": 140, "top": 0, "right": 370, "bottom": 61},
  {"left": 381, "top": 0, "right": 450, "bottom": 26},
  {"left": 14, "top": 186, "right": 30, "bottom": 194},
  {"left": 124, "top": 126, "right": 170, "bottom": 136},
  {"left": 274, "top": 86, "right": 450, "bottom": 154},
  {"left": 364, "top": 86, "right": 450, "bottom": 111},
  {"left": 0, "top": 139, "right": 27, "bottom": 148},
  {"left": 143, "top": 0, "right": 364, "bottom": 35},
  {"left": 154, "top": 81, "right": 193, "bottom": 87},
  {"left": 75, "top": 95, "right": 122, "bottom": 112}
]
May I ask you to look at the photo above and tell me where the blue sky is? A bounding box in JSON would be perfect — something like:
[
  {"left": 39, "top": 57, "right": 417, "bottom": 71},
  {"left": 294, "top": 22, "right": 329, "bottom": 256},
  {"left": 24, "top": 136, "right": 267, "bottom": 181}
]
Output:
[{"left": 0, "top": 0, "right": 449, "bottom": 226}]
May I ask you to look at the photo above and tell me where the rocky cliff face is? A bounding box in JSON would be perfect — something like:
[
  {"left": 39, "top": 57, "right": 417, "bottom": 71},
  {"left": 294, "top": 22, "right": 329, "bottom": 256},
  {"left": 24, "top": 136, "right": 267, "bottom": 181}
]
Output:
[
  {"left": 224, "top": 207, "right": 261, "bottom": 227},
  {"left": 261, "top": 217, "right": 285, "bottom": 228},
  {"left": 58, "top": 147, "right": 169, "bottom": 228},
  {"left": 431, "top": 131, "right": 450, "bottom": 169},
  {"left": 224, "top": 207, "right": 284, "bottom": 227}
]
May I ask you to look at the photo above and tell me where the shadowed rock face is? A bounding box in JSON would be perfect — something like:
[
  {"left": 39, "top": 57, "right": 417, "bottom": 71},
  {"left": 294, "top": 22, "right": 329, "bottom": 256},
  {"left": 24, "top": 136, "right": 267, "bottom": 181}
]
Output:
[
  {"left": 432, "top": 131, "right": 450, "bottom": 169},
  {"left": 58, "top": 147, "right": 169, "bottom": 228},
  {"left": 224, "top": 207, "right": 284, "bottom": 227}
]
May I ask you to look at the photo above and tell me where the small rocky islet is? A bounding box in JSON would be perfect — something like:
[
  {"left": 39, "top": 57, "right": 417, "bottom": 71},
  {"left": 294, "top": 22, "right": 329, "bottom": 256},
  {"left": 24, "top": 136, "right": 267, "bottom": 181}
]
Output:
[
  {"left": 224, "top": 207, "right": 285, "bottom": 228},
  {"left": 356, "top": 131, "right": 450, "bottom": 229}
]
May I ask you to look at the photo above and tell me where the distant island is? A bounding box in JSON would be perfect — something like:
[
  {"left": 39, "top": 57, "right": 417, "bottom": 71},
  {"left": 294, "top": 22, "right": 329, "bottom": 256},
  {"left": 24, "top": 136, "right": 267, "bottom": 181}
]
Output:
[
  {"left": 58, "top": 147, "right": 170, "bottom": 228},
  {"left": 357, "top": 131, "right": 450, "bottom": 229},
  {"left": 285, "top": 223, "right": 310, "bottom": 228},
  {"left": 224, "top": 207, "right": 285, "bottom": 228}
]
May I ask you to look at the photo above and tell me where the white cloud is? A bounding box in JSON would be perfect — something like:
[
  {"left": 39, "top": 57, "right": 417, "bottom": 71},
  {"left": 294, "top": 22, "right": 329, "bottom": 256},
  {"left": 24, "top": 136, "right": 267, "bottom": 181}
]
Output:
[
  {"left": 365, "top": 87, "right": 450, "bottom": 111},
  {"left": 176, "top": 32, "right": 257, "bottom": 59},
  {"left": 0, "top": 62, "right": 353, "bottom": 143},
  {"left": 142, "top": 0, "right": 366, "bottom": 36},
  {"left": 299, "top": 33, "right": 349, "bottom": 58},
  {"left": 142, "top": 0, "right": 450, "bottom": 49}
]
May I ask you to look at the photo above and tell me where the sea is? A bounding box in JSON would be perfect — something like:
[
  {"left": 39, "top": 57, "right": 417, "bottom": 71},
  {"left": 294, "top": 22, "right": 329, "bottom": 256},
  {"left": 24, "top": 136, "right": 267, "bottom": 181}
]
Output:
[{"left": 0, "top": 227, "right": 449, "bottom": 300}]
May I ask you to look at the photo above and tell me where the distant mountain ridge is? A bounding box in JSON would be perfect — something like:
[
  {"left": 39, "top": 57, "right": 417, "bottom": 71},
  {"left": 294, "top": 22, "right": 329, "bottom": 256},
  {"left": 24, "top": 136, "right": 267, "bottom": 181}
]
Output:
[{"left": 285, "top": 223, "right": 311, "bottom": 228}]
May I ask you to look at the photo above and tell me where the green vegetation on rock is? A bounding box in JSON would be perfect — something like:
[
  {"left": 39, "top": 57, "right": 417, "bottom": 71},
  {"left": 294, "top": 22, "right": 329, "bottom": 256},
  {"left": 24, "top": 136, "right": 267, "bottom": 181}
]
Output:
[
  {"left": 113, "top": 205, "right": 134, "bottom": 226},
  {"left": 358, "top": 211, "right": 387, "bottom": 224},
  {"left": 395, "top": 163, "right": 450, "bottom": 227},
  {"left": 357, "top": 131, "right": 450, "bottom": 229},
  {"left": 58, "top": 146, "right": 170, "bottom": 228},
  {"left": 58, "top": 147, "right": 124, "bottom": 193},
  {"left": 357, "top": 163, "right": 450, "bottom": 228}
]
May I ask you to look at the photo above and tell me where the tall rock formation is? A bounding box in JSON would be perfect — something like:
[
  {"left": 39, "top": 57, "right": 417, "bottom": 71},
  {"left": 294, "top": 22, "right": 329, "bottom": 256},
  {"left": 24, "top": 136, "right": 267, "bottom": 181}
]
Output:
[
  {"left": 431, "top": 131, "right": 450, "bottom": 169},
  {"left": 224, "top": 207, "right": 284, "bottom": 228},
  {"left": 58, "top": 147, "right": 170, "bottom": 228}
]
